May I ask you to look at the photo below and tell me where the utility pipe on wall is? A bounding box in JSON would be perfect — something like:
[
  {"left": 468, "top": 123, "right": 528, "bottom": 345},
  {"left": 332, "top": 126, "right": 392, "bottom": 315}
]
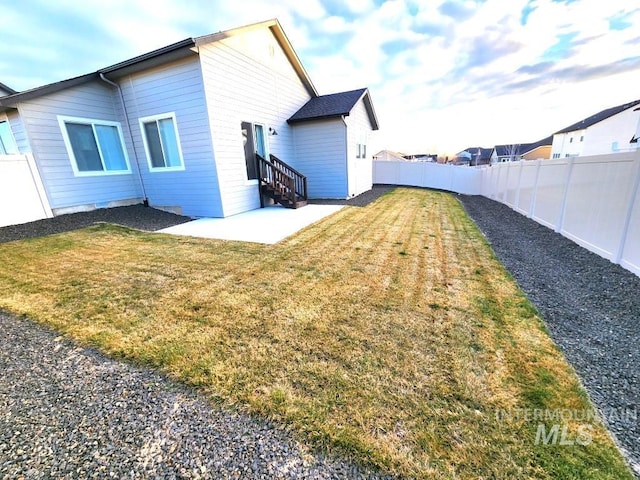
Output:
[{"left": 98, "top": 73, "right": 148, "bottom": 206}]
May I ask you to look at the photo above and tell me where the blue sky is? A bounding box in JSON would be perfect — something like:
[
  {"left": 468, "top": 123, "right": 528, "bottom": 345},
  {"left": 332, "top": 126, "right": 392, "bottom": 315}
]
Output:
[{"left": 2, "top": 0, "right": 639, "bottom": 154}]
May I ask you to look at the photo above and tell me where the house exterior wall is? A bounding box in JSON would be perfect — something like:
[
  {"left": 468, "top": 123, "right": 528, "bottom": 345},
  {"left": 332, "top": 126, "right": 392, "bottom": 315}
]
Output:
[
  {"left": 522, "top": 145, "right": 551, "bottom": 160},
  {"left": 551, "top": 129, "right": 586, "bottom": 158},
  {"left": 581, "top": 107, "right": 640, "bottom": 155},
  {"left": 117, "top": 55, "right": 223, "bottom": 217},
  {"left": 552, "top": 106, "right": 640, "bottom": 158},
  {"left": 345, "top": 98, "right": 374, "bottom": 197},
  {"left": 16, "top": 82, "right": 142, "bottom": 212},
  {"left": 198, "top": 27, "right": 312, "bottom": 216},
  {"left": 292, "top": 119, "right": 347, "bottom": 198}
]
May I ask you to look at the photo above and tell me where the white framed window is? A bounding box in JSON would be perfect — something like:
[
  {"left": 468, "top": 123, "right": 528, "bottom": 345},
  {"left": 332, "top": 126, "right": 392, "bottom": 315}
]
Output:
[
  {"left": 139, "top": 113, "right": 185, "bottom": 172},
  {"left": 58, "top": 116, "right": 131, "bottom": 176},
  {"left": 0, "top": 120, "right": 18, "bottom": 155}
]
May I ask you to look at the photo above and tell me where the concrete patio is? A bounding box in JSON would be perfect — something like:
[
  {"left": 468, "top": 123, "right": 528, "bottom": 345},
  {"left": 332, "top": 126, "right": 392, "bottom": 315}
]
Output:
[{"left": 156, "top": 204, "right": 344, "bottom": 244}]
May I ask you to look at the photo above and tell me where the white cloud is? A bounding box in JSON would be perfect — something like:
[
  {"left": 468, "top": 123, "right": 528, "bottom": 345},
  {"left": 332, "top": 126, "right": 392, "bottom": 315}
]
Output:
[{"left": 3, "top": 0, "right": 640, "bottom": 155}]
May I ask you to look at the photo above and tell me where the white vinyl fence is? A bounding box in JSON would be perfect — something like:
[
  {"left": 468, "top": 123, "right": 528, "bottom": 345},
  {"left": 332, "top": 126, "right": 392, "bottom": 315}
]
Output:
[
  {"left": 373, "top": 152, "right": 640, "bottom": 277},
  {"left": 0, "top": 154, "right": 52, "bottom": 227},
  {"left": 373, "top": 160, "right": 483, "bottom": 194}
]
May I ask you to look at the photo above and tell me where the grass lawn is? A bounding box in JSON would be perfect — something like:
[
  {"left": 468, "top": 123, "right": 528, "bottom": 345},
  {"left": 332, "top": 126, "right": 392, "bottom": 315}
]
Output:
[{"left": 0, "top": 188, "right": 633, "bottom": 479}]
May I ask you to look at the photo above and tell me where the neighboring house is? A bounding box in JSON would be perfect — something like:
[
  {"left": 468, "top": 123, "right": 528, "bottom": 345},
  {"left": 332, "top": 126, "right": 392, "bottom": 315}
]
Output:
[
  {"left": 491, "top": 136, "right": 552, "bottom": 163},
  {"left": 0, "top": 19, "right": 379, "bottom": 218},
  {"left": 550, "top": 99, "right": 640, "bottom": 158},
  {"left": 373, "top": 150, "right": 407, "bottom": 162},
  {"left": 402, "top": 153, "right": 438, "bottom": 162},
  {"left": 456, "top": 147, "right": 492, "bottom": 166}
]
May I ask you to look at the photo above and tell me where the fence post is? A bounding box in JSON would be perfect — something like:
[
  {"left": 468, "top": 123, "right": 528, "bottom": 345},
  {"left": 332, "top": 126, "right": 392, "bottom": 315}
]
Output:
[
  {"left": 555, "top": 156, "right": 575, "bottom": 233},
  {"left": 529, "top": 159, "right": 542, "bottom": 218},
  {"left": 614, "top": 152, "right": 640, "bottom": 264}
]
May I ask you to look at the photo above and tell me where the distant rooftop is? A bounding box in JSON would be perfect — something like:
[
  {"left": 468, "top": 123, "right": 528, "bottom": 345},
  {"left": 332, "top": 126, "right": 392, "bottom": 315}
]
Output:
[{"left": 555, "top": 99, "right": 640, "bottom": 134}]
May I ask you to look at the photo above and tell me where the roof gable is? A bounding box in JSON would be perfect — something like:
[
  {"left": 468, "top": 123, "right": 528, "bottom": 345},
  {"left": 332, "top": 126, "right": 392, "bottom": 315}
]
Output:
[
  {"left": 195, "top": 19, "right": 316, "bottom": 97},
  {"left": 555, "top": 99, "right": 640, "bottom": 134},
  {"left": 288, "top": 88, "right": 379, "bottom": 130}
]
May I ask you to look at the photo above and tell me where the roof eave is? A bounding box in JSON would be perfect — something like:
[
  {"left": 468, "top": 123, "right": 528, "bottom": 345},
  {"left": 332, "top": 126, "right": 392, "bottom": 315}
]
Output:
[
  {"left": 0, "top": 73, "right": 99, "bottom": 106},
  {"left": 361, "top": 90, "right": 380, "bottom": 130},
  {"left": 287, "top": 113, "right": 349, "bottom": 124},
  {"left": 99, "top": 38, "right": 196, "bottom": 78},
  {"left": 0, "top": 82, "right": 17, "bottom": 95}
]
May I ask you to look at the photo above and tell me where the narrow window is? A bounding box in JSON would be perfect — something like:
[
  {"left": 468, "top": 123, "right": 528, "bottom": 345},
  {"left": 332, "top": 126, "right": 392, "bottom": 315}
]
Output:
[
  {"left": 140, "top": 113, "right": 184, "bottom": 171},
  {"left": 0, "top": 120, "right": 18, "bottom": 154},
  {"left": 58, "top": 116, "right": 130, "bottom": 175}
]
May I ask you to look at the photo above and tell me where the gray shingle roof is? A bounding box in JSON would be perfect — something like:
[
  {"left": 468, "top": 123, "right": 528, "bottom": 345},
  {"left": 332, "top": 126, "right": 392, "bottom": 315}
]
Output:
[
  {"left": 555, "top": 99, "right": 640, "bottom": 134},
  {"left": 288, "top": 88, "right": 379, "bottom": 129},
  {"left": 494, "top": 136, "right": 553, "bottom": 156}
]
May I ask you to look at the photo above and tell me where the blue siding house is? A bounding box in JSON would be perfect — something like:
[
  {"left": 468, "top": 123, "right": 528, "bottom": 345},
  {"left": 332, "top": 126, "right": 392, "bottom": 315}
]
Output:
[{"left": 0, "top": 19, "right": 380, "bottom": 218}]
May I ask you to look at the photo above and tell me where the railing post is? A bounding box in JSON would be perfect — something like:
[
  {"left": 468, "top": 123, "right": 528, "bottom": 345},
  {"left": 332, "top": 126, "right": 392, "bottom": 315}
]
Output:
[
  {"left": 289, "top": 176, "right": 296, "bottom": 208},
  {"left": 256, "top": 154, "right": 264, "bottom": 208}
]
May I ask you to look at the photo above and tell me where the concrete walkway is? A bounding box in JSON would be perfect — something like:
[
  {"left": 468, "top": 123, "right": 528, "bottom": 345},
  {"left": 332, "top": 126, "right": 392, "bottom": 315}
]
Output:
[{"left": 157, "top": 204, "right": 344, "bottom": 244}]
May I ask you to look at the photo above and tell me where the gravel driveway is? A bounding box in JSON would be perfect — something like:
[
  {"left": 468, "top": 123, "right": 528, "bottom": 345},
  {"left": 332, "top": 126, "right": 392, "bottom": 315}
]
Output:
[{"left": 458, "top": 194, "right": 640, "bottom": 477}]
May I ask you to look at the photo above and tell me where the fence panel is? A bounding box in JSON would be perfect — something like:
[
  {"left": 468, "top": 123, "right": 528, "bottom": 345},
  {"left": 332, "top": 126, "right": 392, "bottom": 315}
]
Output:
[
  {"left": 560, "top": 154, "right": 637, "bottom": 260},
  {"left": 504, "top": 162, "right": 521, "bottom": 208},
  {"left": 515, "top": 160, "right": 540, "bottom": 216},
  {"left": 530, "top": 158, "right": 570, "bottom": 229},
  {"left": 0, "top": 154, "right": 52, "bottom": 227},
  {"left": 620, "top": 180, "right": 640, "bottom": 276},
  {"left": 373, "top": 161, "right": 483, "bottom": 194}
]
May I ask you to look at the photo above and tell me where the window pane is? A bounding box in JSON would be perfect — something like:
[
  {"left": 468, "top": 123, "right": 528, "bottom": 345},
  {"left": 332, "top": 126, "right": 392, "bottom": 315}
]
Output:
[
  {"left": 0, "top": 121, "right": 18, "bottom": 155},
  {"left": 144, "top": 121, "right": 165, "bottom": 168},
  {"left": 66, "top": 123, "right": 103, "bottom": 171},
  {"left": 158, "top": 118, "right": 181, "bottom": 167},
  {"left": 95, "top": 125, "right": 127, "bottom": 171},
  {"left": 254, "top": 125, "right": 266, "bottom": 158}
]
